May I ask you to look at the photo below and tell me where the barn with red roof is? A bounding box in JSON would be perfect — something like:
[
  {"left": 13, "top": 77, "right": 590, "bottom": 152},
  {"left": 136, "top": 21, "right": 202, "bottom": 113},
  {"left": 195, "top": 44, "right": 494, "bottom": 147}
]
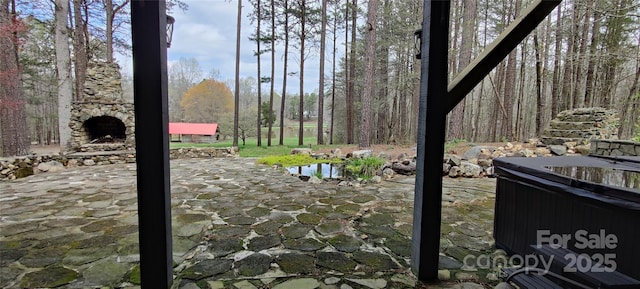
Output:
[{"left": 168, "top": 122, "right": 219, "bottom": 143}]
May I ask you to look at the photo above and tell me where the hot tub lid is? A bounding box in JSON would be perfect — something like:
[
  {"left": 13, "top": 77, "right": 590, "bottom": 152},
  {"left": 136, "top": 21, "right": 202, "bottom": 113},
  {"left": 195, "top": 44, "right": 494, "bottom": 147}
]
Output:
[{"left": 493, "top": 156, "right": 640, "bottom": 205}]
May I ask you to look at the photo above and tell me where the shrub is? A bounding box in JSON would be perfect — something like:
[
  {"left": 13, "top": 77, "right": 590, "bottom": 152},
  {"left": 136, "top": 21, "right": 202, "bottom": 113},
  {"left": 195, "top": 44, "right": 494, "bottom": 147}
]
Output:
[{"left": 345, "top": 156, "right": 385, "bottom": 179}]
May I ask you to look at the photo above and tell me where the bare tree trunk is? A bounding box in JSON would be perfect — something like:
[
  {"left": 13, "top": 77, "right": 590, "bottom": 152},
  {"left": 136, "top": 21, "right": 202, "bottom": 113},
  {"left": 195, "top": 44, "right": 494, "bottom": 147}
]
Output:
[
  {"left": 330, "top": 3, "right": 336, "bottom": 144},
  {"left": 584, "top": 4, "right": 601, "bottom": 107},
  {"left": 104, "top": 0, "right": 129, "bottom": 63},
  {"left": 574, "top": 0, "right": 590, "bottom": 108},
  {"left": 619, "top": 64, "right": 640, "bottom": 138},
  {"left": 72, "top": 0, "right": 87, "bottom": 101},
  {"left": 317, "top": 0, "right": 326, "bottom": 145},
  {"left": 474, "top": 0, "right": 489, "bottom": 141},
  {"left": 618, "top": 34, "right": 640, "bottom": 139},
  {"left": 233, "top": 0, "right": 242, "bottom": 147},
  {"left": 298, "top": 0, "right": 306, "bottom": 146},
  {"left": 279, "top": 0, "right": 289, "bottom": 146},
  {"left": 375, "top": 0, "right": 390, "bottom": 144},
  {"left": 492, "top": 63, "right": 506, "bottom": 141},
  {"left": 399, "top": 46, "right": 409, "bottom": 143},
  {"left": 534, "top": 32, "right": 544, "bottom": 136},
  {"left": 55, "top": 0, "right": 72, "bottom": 150},
  {"left": 359, "top": 0, "right": 377, "bottom": 148},
  {"left": 0, "top": 0, "right": 28, "bottom": 156},
  {"left": 541, "top": 16, "right": 552, "bottom": 129},
  {"left": 551, "top": 6, "right": 562, "bottom": 117},
  {"left": 515, "top": 38, "right": 527, "bottom": 140},
  {"left": 448, "top": 0, "right": 476, "bottom": 141},
  {"left": 268, "top": 0, "right": 276, "bottom": 146},
  {"left": 256, "top": 0, "right": 262, "bottom": 147},
  {"left": 105, "top": 0, "right": 113, "bottom": 62},
  {"left": 561, "top": 0, "right": 578, "bottom": 110},
  {"left": 501, "top": 0, "right": 520, "bottom": 141},
  {"left": 346, "top": 0, "right": 357, "bottom": 144},
  {"left": 449, "top": 0, "right": 460, "bottom": 82}
]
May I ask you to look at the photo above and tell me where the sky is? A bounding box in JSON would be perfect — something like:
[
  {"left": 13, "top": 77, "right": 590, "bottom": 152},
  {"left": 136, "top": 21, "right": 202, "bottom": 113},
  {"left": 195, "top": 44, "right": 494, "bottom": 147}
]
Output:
[{"left": 120, "top": 0, "right": 332, "bottom": 95}]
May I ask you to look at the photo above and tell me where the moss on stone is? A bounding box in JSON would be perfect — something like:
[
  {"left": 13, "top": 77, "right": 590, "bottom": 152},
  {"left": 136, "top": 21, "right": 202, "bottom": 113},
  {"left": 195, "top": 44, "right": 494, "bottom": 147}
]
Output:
[
  {"left": 282, "top": 238, "right": 326, "bottom": 251},
  {"left": 246, "top": 207, "right": 271, "bottom": 218},
  {"left": 335, "top": 203, "right": 361, "bottom": 214},
  {"left": 235, "top": 253, "right": 272, "bottom": 276},
  {"left": 306, "top": 205, "right": 332, "bottom": 214},
  {"left": 80, "top": 219, "right": 119, "bottom": 233},
  {"left": 20, "top": 266, "right": 78, "bottom": 288},
  {"left": 247, "top": 235, "right": 281, "bottom": 251},
  {"left": 362, "top": 213, "right": 395, "bottom": 226},
  {"left": 276, "top": 253, "right": 315, "bottom": 274},
  {"left": 15, "top": 167, "right": 34, "bottom": 178},
  {"left": 385, "top": 235, "right": 412, "bottom": 257},
  {"left": 350, "top": 194, "right": 376, "bottom": 203},
  {"left": 225, "top": 216, "right": 256, "bottom": 225},
  {"left": 105, "top": 225, "right": 138, "bottom": 236},
  {"left": 128, "top": 264, "right": 141, "bottom": 285},
  {"left": 327, "top": 234, "right": 362, "bottom": 253},
  {"left": 196, "top": 192, "right": 218, "bottom": 199},
  {"left": 316, "top": 251, "right": 357, "bottom": 272},
  {"left": 0, "top": 240, "right": 25, "bottom": 250},
  {"left": 315, "top": 221, "right": 345, "bottom": 236},
  {"left": 353, "top": 251, "right": 399, "bottom": 271},
  {"left": 269, "top": 214, "right": 295, "bottom": 224},
  {"left": 274, "top": 204, "right": 305, "bottom": 211},
  {"left": 319, "top": 197, "right": 348, "bottom": 206},
  {"left": 252, "top": 221, "right": 281, "bottom": 236},
  {"left": 296, "top": 213, "right": 323, "bottom": 225},
  {"left": 177, "top": 213, "right": 209, "bottom": 224},
  {"left": 281, "top": 224, "right": 312, "bottom": 239}
]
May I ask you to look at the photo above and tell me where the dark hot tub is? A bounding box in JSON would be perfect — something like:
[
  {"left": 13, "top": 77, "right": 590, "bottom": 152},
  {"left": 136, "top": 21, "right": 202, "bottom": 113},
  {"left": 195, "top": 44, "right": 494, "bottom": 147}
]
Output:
[{"left": 493, "top": 156, "right": 640, "bottom": 280}]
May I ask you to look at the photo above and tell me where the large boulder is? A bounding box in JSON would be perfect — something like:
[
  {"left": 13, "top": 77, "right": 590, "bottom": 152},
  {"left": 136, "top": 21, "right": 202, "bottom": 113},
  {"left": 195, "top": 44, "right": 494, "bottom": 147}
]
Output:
[
  {"left": 352, "top": 150, "right": 373, "bottom": 159},
  {"left": 291, "top": 148, "right": 313, "bottom": 155}
]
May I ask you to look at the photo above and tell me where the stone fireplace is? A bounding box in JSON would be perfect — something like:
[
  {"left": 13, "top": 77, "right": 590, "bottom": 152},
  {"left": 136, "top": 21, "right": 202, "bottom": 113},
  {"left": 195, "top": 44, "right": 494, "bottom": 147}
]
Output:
[{"left": 68, "top": 62, "right": 135, "bottom": 152}]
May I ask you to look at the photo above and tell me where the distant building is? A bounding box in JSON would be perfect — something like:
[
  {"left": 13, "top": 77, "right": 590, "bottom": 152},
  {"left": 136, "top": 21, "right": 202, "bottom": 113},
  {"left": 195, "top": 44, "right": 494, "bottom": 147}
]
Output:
[{"left": 168, "top": 123, "right": 219, "bottom": 143}]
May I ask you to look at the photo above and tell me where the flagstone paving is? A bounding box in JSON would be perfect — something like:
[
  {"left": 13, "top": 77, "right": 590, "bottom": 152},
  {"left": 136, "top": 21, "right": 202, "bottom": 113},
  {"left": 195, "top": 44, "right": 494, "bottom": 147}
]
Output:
[{"left": 0, "top": 158, "right": 499, "bottom": 289}]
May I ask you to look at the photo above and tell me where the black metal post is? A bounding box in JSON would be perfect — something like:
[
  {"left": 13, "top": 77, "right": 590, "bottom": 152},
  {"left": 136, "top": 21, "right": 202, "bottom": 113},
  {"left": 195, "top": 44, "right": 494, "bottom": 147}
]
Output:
[
  {"left": 130, "top": 1, "right": 173, "bottom": 288},
  {"left": 411, "top": 0, "right": 450, "bottom": 281}
]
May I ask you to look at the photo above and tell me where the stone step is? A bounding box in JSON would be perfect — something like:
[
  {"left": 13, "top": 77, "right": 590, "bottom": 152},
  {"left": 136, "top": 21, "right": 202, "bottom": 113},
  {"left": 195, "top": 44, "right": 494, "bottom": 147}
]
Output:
[
  {"left": 542, "top": 128, "right": 604, "bottom": 139},
  {"left": 556, "top": 107, "right": 616, "bottom": 122},
  {"left": 548, "top": 120, "right": 599, "bottom": 130},
  {"left": 556, "top": 114, "right": 615, "bottom": 122},
  {"left": 540, "top": 136, "right": 588, "bottom": 145}
]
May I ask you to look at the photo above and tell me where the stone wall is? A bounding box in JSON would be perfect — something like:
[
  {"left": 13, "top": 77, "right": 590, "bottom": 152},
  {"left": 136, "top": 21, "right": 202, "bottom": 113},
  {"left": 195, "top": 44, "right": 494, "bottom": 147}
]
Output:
[
  {"left": 541, "top": 107, "right": 619, "bottom": 145},
  {"left": 590, "top": 139, "right": 640, "bottom": 157},
  {"left": 0, "top": 147, "right": 238, "bottom": 180}
]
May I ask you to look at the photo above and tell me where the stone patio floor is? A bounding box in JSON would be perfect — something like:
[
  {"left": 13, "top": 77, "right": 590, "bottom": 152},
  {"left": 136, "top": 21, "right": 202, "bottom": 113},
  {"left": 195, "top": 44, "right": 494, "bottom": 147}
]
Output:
[{"left": 0, "top": 158, "right": 499, "bottom": 289}]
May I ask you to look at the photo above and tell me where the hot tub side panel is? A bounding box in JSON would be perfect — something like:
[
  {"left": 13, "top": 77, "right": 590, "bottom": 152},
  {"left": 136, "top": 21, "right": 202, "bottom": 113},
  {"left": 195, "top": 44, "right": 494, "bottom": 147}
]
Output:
[{"left": 494, "top": 175, "right": 640, "bottom": 281}]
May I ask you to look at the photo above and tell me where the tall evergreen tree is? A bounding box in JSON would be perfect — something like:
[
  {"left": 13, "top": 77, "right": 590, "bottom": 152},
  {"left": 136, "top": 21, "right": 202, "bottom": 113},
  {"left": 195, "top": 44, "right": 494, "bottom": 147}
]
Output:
[{"left": 0, "top": 0, "right": 29, "bottom": 156}]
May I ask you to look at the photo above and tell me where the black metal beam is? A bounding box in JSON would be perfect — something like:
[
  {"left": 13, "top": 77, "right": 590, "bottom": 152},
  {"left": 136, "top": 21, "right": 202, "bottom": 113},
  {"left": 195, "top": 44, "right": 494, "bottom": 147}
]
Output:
[
  {"left": 130, "top": 1, "right": 173, "bottom": 288},
  {"left": 446, "top": 0, "right": 561, "bottom": 112},
  {"left": 411, "top": 0, "right": 450, "bottom": 281}
]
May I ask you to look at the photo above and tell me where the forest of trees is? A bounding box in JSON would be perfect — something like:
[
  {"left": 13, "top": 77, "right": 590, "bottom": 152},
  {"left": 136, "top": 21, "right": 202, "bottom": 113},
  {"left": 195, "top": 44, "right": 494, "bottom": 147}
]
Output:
[{"left": 1, "top": 0, "right": 639, "bottom": 157}]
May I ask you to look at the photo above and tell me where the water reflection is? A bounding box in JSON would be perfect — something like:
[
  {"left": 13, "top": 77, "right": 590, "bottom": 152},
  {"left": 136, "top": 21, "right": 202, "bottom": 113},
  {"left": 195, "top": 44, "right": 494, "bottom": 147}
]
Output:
[
  {"left": 287, "top": 163, "right": 343, "bottom": 179},
  {"left": 546, "top": 166, "right": 640, "bottom": 190}
]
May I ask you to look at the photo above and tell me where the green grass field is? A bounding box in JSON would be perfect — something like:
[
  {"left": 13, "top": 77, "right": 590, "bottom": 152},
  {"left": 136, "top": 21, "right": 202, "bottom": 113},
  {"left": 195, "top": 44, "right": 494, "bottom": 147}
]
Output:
[{"left": 170, "top": 136, "right": 339, "bottom": 157}]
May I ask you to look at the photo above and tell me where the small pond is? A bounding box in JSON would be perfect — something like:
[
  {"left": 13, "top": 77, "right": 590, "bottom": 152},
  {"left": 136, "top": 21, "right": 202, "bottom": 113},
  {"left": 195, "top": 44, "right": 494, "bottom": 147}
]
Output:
[
  {"left": 546, "top": 166, "right": 640, "bottom": 190},
  {"left": 287, "top": 163, "right": 344, "bottom": 179}
]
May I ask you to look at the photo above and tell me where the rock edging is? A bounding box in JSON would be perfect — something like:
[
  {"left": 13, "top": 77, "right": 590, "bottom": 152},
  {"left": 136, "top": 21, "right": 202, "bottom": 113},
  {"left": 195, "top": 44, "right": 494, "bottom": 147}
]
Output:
[{"left": 0, "top": 147, "right": 238, "bottom": 180}]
